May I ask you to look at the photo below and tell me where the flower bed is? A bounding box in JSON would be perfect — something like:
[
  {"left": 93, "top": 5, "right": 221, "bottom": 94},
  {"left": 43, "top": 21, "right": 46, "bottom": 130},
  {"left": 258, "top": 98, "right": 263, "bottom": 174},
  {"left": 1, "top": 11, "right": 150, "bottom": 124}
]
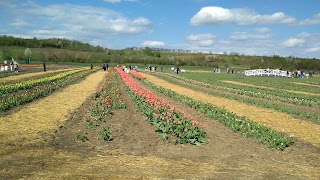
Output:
[
  {"left": 0, "top": 68, "right": 87, "bottom": 96},
  {"left": 130, "top": 70, "right": 144, "bottom": 80},
  {"left": 161, "top": 72, "right": 319, "bottom": 108},
  {"left": 153, "top": 73, "right": 320, "bottom": 123},
  {"left": 0, "top": 69, "right": 95, "bottom": 111},
  {"left": 142, "top": 79, "right": 294, "bottom": 150},
  {"left": 116, "top": 68, "right": 207, "bottom": 145},
  {"left": 81, "top": 70, "right": 126, "bottom": 141},
  {"left": 0, "top": 71, "right": 65, "bottom": 86}
]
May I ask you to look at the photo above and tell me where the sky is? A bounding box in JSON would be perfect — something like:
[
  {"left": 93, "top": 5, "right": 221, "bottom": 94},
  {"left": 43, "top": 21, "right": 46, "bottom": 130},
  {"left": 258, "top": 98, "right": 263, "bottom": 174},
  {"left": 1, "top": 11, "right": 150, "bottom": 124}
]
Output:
[{"left": 0, "top": 0, "right": 320, "bottom": 58}]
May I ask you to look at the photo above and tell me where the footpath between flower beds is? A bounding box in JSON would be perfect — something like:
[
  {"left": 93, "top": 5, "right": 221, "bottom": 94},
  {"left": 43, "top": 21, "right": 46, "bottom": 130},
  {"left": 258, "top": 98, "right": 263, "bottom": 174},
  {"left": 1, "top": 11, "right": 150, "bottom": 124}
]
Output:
[{"left": 116, "top": 67, "right": 208, "bottom": 145}]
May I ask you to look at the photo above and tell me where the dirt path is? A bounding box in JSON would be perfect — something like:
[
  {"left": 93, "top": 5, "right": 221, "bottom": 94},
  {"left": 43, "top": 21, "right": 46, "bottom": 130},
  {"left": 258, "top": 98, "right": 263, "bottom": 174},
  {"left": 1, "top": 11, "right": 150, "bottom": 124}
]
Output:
[
  {"left": 141, "top": 73, "right": 320, "bottom": 148},
  {"left": 293, "top": 82, "right": 320, "bottom": 88},
  {"left": 222, "top": 80, "right": 320, "bottom": 96},
  {"left": 221, "top": 80, "right": 275, "bottom": 90}
]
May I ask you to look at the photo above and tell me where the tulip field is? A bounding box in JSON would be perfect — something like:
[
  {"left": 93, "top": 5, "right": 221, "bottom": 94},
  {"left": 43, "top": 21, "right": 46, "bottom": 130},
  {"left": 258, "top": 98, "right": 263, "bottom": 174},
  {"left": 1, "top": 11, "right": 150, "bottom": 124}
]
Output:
[{"left": 0, "top": 65, "right": 319, "bottom": 179}]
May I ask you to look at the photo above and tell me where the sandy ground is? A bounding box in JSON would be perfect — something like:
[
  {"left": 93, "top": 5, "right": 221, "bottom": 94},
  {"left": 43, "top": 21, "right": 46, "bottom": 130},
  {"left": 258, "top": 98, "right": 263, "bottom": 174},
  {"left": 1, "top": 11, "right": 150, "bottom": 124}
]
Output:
[
  {"left": 222, "top": 80, "right": 319, "bottom": 96},
  {"left": 141, "top": 73, "right": 320, "bottom": 148},
  {"left": 292, "top": 82, "right": 320, "bottom": 88}
]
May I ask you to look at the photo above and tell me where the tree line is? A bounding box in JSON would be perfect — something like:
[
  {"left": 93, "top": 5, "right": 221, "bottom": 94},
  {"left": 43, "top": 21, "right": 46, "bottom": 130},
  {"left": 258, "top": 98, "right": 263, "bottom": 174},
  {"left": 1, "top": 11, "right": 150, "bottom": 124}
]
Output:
[
  {"left": 0, "top": 35, "right": 105, "bottom": 52},
  {"left": 0, "top": 35, "right": 319, "bottom": 71}
]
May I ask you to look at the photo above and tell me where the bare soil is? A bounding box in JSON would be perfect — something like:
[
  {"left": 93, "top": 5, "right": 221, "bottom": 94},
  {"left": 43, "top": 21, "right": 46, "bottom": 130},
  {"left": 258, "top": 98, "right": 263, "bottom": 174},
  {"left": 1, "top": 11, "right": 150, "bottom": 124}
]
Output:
[{"left": 0, "top": 70, "right": 319, "bottom": 179}]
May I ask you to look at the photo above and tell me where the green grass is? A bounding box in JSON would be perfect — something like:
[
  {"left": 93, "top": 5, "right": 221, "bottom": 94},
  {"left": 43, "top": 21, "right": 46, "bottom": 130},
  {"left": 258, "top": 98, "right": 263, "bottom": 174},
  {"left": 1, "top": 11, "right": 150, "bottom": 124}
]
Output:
[
  {"left": 179, "top": 72, "right": 320, "bottom": 94},
  {"left": 151, "top": 72, "right": 320, "bottom": 123}
]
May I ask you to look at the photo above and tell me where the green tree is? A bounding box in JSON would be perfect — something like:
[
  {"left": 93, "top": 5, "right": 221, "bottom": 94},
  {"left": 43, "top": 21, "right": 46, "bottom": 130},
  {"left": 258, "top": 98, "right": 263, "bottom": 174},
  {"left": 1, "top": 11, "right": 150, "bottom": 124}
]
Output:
[
  {"left": 154, "top": 51, "right": 161, "bottom": 58},
  {"left": 143, "top": 47, "right": 153, "bottom": 56}
]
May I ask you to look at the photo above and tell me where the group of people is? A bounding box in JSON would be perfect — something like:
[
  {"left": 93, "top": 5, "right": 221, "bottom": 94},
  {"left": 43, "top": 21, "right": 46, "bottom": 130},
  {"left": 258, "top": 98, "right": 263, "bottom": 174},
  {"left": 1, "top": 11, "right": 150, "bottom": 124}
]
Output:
[
  {"left": 9, "top": 59, "right": 19, "bottom": 73},
  {"left": 289, "top": 70, "right": 312, "bottom": 78},
  {"left": 116, "top": 65, "right": 139, "bottom": 73},
  {"left": 227, "top": 68, "right": 236, "bottom": 74},
  {"left": 171, "top": 67, "right": 181, "bottom": 74},
  {"left": 146, "top": 65, "right": 163, "bottom": 72},
  {"left": 213, "top": 67, "right": 220, "bottom": 73},
  {"left": 102, "top": 63, "right": 108, "bottom": 71}
]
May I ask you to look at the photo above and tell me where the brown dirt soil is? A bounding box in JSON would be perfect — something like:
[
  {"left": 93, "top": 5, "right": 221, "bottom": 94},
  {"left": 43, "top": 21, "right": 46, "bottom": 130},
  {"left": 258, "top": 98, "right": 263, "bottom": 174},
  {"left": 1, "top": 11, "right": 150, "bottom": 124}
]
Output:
[
  {"left": 141, "top": 73, "right": 320, "bottom": 148},
  {"left": 222, "top": 80, "right": 320, "bottom": 96},
  {"left": 0, "top": 70, "right": 319, "bottom": 179}
]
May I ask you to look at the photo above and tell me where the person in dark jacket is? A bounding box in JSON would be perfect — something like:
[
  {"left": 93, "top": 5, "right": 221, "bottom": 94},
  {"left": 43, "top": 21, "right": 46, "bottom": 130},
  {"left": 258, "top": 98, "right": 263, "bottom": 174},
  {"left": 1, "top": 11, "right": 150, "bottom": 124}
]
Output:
[{"left": 43, "top": 62, "right": 46, "bottom": 72}]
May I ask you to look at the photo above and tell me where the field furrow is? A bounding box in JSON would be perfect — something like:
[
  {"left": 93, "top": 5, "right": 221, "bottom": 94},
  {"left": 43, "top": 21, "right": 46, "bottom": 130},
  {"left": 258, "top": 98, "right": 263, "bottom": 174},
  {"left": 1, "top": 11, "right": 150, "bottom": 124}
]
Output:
[{"left": 141, "top": 72, "right": 320, "bottom": 148}]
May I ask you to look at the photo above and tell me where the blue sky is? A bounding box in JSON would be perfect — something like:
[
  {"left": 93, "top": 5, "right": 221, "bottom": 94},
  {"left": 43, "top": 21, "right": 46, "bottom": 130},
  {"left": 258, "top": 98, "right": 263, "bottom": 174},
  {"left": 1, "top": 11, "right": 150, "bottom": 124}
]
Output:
[{"left": 0, "top": 0, "right": 320, "bottom": 58}]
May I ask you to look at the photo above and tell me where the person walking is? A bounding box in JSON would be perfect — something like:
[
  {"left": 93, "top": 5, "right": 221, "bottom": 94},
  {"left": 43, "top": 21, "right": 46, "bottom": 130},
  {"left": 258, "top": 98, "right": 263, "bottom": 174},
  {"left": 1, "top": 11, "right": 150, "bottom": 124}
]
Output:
[
  {"left": 10, "top": 59, "right": 14, "bottom": 73},
  {"left": 43, "top": 62, "right": 46, "bottom": 72},
  {"left": 14, "top": 61, "right": 19, "bottom": 73}
]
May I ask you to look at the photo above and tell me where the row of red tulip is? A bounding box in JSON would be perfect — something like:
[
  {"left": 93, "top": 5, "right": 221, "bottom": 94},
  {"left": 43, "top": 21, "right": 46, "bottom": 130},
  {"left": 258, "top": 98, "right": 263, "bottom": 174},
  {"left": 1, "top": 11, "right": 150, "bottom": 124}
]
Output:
[{"left": 116, "top": 67, "right": 208, "bottom": 145}]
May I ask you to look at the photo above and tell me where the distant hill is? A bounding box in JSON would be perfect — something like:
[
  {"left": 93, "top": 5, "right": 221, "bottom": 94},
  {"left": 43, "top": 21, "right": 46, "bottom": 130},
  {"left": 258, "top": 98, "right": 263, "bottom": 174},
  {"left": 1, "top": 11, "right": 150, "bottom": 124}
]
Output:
[
  {"left": 0, "top": 35, "right": 319, "bottom": 71},
  {"left": 0, "top": 35, "right": 105, "bottom": 52}
]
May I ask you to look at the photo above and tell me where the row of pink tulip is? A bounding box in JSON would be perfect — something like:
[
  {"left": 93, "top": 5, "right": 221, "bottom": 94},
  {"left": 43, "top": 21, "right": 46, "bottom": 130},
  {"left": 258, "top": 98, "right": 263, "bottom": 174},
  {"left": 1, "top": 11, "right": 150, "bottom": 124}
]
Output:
[{"left": 116, "top": 67, "right": 207, "bottom": 145}]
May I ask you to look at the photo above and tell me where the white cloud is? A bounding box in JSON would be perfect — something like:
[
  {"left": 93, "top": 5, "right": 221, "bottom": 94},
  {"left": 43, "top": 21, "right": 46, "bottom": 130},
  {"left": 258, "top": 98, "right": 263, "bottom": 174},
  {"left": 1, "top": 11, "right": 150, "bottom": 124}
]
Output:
[
  {"left": 1, "top": 2, "right": 152, "bottom": 41},
  {"left": 30, "top": 29, "right": 69, "bottom": 39},
  {"left": 190, "top": 6, "right": 296, "bottom": 25},
  {"left": 255, "top": 27, "right": 271, "bottom": 33},
  {"left": 230, "top": 32, "right": 271, "bottom": 40},
  {"left": 305, "top": 46, "right": 320, "bottom": 53},
  {"left": 104, "top": 0, "right": 137, "bottom": 3},
  {"left": 299, "top": 13, "right": 320, "bottom": 25},
  {"left": 296, "top": 32, "right": 312, "bottom": 38},
  {"left": 104, "top": 0, "right": 122, "bottom": 3},
  {"left": 9, "top": 20, "right": 32, "bottom": 27},
  {"left": 282, "top": 38, "right": 306, "bottom": 47},
  {"left": 142, "top": 40, "right": 166, "bottom": 47},
  {"left": 186, "top": 33, "right": 215, "bottom": 47},
  {"left": 218, "top": 40, "right": 231, "bottom": 46}
]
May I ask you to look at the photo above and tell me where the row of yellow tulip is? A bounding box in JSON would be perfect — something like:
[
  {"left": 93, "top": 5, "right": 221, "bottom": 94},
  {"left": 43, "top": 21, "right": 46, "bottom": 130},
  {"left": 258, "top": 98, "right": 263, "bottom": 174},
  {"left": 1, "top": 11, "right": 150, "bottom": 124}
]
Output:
[{"left": 0, "top": 68, "right": 88, "bottom": 96}]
